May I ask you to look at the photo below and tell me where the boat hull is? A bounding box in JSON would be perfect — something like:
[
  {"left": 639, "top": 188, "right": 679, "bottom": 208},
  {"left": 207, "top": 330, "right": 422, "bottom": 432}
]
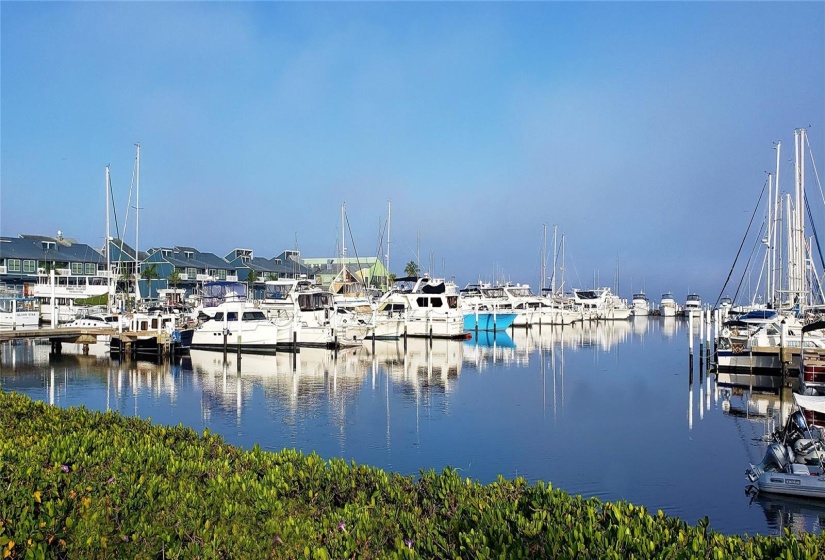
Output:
[{"left": 462, "top": 313, "right": 517, "bottom": 332}]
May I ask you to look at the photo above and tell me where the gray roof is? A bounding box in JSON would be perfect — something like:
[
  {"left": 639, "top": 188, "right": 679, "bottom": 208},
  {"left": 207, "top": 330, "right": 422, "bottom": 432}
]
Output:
[{"left": 1, "top": 235, "right": 105, "bottom": 264}]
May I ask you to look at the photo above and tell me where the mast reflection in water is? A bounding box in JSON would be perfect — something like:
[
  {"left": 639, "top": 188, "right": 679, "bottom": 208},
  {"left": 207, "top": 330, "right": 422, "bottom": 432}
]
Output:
[{"left": 0, "top": 317, "right": 820, "bottom": 537}]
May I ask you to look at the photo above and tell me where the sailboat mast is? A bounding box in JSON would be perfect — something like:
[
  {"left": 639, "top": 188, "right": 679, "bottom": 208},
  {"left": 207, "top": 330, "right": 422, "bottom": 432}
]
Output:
[
  {"left": 552, "top": 225, "right": 558, "bottom": 295},
  {"left": 540, "top": 224, "right": 547, "bottom": 293},
  {"left": 341, "top": 202, "right": 346, "bottom": 275},
  {"left": 135, "top": 143, "right": 140, "bottom": 279},
  {"left": 772, "top": 142, "right": 781, "bottom": 307},
  {"left": 106, "top": 165, "right": 111, "bottom": 311},
  {"left": 387, "top": 200, "right": 391, "bottom": 289}
]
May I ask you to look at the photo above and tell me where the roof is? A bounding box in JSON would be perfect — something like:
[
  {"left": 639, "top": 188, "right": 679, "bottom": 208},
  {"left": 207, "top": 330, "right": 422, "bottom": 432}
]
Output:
[{"left": 0, "top": 235, "right": 105, "bottom": 264}]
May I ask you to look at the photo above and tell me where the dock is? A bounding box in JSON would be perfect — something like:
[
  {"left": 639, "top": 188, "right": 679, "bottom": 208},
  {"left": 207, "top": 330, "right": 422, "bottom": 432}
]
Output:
[{"left": 0, "top": 327, "right": 179, "bottom": 359}]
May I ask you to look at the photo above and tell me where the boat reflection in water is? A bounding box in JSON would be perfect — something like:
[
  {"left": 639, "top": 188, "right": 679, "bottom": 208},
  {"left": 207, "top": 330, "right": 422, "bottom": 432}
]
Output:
[
  {"left": 748, "top": 492, "right": 825, "bottom": 535},
  {"left": 661, "top": 316, "right": 679, "bottom": 338}
]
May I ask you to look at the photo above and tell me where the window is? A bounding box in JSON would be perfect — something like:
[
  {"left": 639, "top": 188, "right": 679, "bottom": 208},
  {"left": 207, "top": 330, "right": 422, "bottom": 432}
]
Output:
[
  {"left": 243, "top": 311, "right": 266, "bottom": 321},
  {"left": 213, "top": 312, "right": 224, "bottom": 321},
  {"left": 7, "top": 259, "right": 21, "bottom": 273},
  {"left": 23, "top": 260, "right": 36, "bottom": 273},
  {"left": 85, "top": 263, "right": 96, "bottom": 275},
  {"left": 71, "top": 262, "right": 83, "bottom": 275},
  {"left": 227, "top": 312, "right": 238, "bottom": 321},
  {"left": 186, "top": 267, "right": 197, "bottom": 277},
  {"left": 218, "top": 270, "right": 227, "bottom": 280}
]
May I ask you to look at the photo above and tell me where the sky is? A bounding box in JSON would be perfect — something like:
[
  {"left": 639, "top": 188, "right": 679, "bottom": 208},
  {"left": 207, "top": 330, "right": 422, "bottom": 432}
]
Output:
[{"left": 1, "top": 1, "right": 823, "bottom": 305}]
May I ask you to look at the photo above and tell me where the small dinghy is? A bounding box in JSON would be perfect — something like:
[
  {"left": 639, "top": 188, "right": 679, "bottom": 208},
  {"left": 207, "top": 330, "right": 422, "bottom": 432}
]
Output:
[{"left": 747, "top": 393, "right": 825, "bottom": 499}]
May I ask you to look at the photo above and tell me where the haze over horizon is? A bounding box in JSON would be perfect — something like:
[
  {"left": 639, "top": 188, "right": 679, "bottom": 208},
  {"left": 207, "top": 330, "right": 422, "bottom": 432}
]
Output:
[{"left": 2, "top": 2, "right": 823, "bottom": 306}]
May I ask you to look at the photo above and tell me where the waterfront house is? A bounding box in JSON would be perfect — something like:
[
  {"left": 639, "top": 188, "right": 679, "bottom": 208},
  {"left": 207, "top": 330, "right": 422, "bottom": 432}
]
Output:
[{"left": 301, "top": 256, "right": 389, "bottom": 291}]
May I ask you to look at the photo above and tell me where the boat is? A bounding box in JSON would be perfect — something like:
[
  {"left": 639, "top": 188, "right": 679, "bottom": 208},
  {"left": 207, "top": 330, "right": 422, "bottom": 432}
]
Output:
[
  {"left": 32, "top": 270, "right": 112, "bottom": 324},
  {"left": 746, "top": 393, "right": 825, "bottom": 499},
  {"left": 631, "top": 293, "right": 650, "bottom": 316},
  {"left": 191, "top": 281, "right": 287, "bottom": 353},
  {"left": 659, "top": 292, "right": 678, "bottom": 317},
  {"left": 716, "top": 313, "right": 825, "bottom": 374},
  {"left": 110, "top": 308, "right": 186, "bottom": 356},
  {"left": 0, "top": 293, "right": 40, "bottom": 329},
  {"left": 371, "top": 276, "right": 465, "bottom": 339},
  {"left": 683, "top": 293, "right": 702, "bottom": 318},
  {"left": 571, "top": 287, "right": 631, "bottom": 321},
  {"left": 798, "top": 320, "right": 825, "bottom": 395},
  {"left": 259, "top": 278, "right": 367, "bottom": 349}
]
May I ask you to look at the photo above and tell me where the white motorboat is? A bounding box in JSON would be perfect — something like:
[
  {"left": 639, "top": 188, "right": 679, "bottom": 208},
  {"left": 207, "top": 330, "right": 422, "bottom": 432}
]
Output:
[
  {"left": 191, "top": 281, "right": 287, "bottom": 353},
  {"left": 372, "top": 276, "right": 465, "bottom": 339},
  {"left": 0, "top": 294, "right": 40, "bottom": 329},
  {"left": 259, "top": 279, "right": 367, "bottom": 348},
  {"left": 747, "top": 393, "right": 825, "bottom": 499},
  {"left": 571, "top": 288, "right": 631, "bottom": 321},
  {"left": 683, "top": 293, "right": 702, "bottom": 318},
  {"left": 631, "top": 293, "right": 650, "bottom": 316},
  {"left": 659, "top": 292, "right": 678, "bottom": 317}
]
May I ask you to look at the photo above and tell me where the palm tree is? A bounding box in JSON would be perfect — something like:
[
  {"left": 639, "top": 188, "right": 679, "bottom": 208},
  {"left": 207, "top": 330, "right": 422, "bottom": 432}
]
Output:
[
  {"left": 141, "top": 264, "right": 159, "bottom": 300},
  {"left": 404, "top": 261, "right": 420, "bottom": 277},
  {"left": 167, "top": 269, "right": 182, "bottom": 305}
]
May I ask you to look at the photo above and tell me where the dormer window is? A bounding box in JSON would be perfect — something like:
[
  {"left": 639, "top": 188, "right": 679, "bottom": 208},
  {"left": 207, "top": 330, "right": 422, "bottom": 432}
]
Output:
[{"left": 185, "top": 251, "right": 194, "bottom": 259}]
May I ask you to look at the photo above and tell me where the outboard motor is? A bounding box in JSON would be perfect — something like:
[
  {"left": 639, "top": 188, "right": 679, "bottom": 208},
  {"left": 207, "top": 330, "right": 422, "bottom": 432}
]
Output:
[
  {"left": 788, "top": 411, "right": 808, "bottom": 439},
  {"left": 760, "top": 442, "right": 791, "bottom": 473}
]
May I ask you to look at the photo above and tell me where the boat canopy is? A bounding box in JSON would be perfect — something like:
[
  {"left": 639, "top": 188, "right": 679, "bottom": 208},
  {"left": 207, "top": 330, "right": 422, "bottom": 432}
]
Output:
[
  {"left": 793, "top": 393, "right": 825, "bottom": 415},
  {"left": 202, "top": 281, "right": 247, "bottom": 307}
]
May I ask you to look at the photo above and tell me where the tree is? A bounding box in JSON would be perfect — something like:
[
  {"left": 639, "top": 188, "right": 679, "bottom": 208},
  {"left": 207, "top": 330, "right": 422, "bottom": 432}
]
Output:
[
  {"left": 404, "top": 261, "right": 420, "bottom": 277},
  {"left": 167, "top": 269, "right": 182, "bottom": 305},
  {"left": 266, "top": 273, "right": 278, "bottom": 281},
  {"left": 141, "top": 264, "right": 159, "bottom": 300},
  {"left": 246, "top": 269, "right": 259, "bottom": 286}
]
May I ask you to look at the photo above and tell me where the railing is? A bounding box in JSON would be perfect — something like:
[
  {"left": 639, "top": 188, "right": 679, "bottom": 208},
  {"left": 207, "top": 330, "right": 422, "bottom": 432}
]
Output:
[
  {"left": 226, "top": 275, "right": 239, "bottom": 282},
  {"left": 0, "top": 266, "right": 6, "bottom": 274}
]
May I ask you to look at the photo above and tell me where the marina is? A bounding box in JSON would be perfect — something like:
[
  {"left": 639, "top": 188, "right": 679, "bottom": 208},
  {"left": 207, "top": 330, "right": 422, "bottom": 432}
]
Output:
[{"left": 3, "top": 316, "right": 824, "bottom": 537}]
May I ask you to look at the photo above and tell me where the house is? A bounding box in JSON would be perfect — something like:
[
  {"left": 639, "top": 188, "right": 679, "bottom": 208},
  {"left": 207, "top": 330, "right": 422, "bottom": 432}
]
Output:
[
  {"left": 144, "top": 246, "right": 238, "bottom": 299},
  {"left": 300, "top": 256, "right": 389, "bottom": 290},
  {"left": 0, "top": 233, "right": 107, "bottom": 294}
]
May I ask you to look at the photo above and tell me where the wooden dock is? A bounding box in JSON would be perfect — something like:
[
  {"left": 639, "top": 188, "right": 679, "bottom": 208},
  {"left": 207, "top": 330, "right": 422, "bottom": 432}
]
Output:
[{"left": 0, "top": 327, "right": 177, "bottom": 358}]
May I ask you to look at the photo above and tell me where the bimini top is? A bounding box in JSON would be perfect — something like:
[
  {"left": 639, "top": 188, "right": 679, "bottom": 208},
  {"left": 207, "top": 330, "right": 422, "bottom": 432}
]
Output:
[
  {"left": 737, "top": 309, "right": 779, "bottom": 322},
  {"left": 793, "top": 393, "right": 825, "bottom": 415}
]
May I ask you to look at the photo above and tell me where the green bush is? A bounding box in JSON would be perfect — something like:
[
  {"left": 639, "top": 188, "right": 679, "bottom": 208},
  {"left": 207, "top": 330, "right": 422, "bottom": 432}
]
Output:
[{"left": 0, "top": 391, "right": 822, "bottom": 559}]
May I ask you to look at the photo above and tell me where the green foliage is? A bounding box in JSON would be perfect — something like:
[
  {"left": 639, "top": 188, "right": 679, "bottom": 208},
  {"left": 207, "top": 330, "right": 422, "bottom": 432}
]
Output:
[
  {"left": 1, "top": 391, "right": 822, "bottom": 559},
  {"left": 403, "top": 261, "right": 419, "bottom": 277},
  {"left": 74, "top": 294, "right": 107, "bottom": 306}
]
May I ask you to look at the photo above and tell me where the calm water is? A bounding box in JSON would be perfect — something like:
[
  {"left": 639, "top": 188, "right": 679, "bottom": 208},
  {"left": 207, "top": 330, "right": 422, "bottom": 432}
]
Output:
[{"left": 2, "top": 317, "right": 824, "bottom": 537}]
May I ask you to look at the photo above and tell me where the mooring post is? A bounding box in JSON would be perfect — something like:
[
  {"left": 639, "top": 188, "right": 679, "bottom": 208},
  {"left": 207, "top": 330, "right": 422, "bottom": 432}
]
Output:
[
  {"left": 236, "top": 336, "right": 242, "bottom": 371},
  {"left": 223, "top": 328, "right": 228, "bottom": 359},
  {"left": 688, "top": 312, "right": 694, "bottom": 356}
]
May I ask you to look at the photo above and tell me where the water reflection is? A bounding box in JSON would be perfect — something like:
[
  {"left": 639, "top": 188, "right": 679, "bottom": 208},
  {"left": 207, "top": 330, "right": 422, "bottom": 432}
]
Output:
[{"left": 3, "top": 318, "right": 824, "bottom": 536}]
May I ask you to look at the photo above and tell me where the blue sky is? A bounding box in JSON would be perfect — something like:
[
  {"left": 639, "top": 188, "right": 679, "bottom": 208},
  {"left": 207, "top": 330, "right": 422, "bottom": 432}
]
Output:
[{"left": 2, "top": 2, "right": 823, "bottom": 304}]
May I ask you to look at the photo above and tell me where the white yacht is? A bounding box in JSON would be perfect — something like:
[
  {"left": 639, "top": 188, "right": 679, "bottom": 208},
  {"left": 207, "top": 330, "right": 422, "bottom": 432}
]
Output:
[
  {"left": 259, "top": 278, "right": 368, "bottom": 348},
  {"left": 372, "top": 276, "right": 465, "bottom": 339},
  {"left": 631, "top": 293, "right": 650, "bottom": 316},
  {"left": 191, "top": 281, "right": 287, "bottom": 353},
  {"left": 0, "top": 293, "right": 39, "bottom": 329},
  {"left": 32, "top": 271, "right": 112, "bottom": 324},
  {"left": 659, "top": 292, "right": 678, "bottom": 317},
  {"left": 571, "top": 288, "right": 631, "bottom": 321},
  {"left": 683, "top": 293, "right": 702, "bottom": 318}
]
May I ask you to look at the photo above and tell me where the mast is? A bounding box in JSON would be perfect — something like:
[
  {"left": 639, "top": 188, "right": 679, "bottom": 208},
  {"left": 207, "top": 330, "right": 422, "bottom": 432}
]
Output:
[
  {"left": 106, "top": 165, "right": 112, "bottom": 311},
  {"left": 340, "top": 202, "right": 346, "bottom": 277},
  {"left": 551, "top": 225, "right": 558, "bottom": 295},
  {"left": 386, "top": 200, "right": 391, "bottom": 289},
  {"left": 540, "top": 224, "right": 547, "bottom": 293},
  {"left": 134, "top": 143, "right": 141, "bottom": 302},
  {"left": 771, "top": 141, "right": 781, "bottom": 307}
]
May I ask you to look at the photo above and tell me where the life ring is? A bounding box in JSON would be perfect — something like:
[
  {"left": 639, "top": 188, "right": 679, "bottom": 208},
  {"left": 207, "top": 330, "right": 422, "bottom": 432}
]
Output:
[{"left": 721, "top": 327, "right": 731, "bottom": 338}]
